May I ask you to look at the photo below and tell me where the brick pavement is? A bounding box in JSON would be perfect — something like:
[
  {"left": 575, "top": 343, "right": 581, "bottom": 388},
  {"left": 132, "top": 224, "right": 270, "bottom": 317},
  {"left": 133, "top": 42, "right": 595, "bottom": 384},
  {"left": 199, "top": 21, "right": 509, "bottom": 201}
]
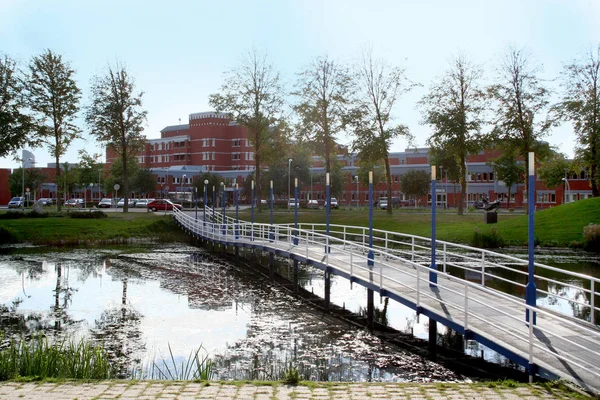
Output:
[{"left": 0, "top": 381, "right": 588, "bottom": 399}]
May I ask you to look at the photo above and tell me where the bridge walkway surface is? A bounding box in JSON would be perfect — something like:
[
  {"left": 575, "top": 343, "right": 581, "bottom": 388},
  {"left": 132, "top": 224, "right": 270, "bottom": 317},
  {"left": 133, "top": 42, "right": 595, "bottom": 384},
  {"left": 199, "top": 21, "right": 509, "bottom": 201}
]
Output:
[{"left": 174, "top": 209, "right": 600, "bottom": 395}]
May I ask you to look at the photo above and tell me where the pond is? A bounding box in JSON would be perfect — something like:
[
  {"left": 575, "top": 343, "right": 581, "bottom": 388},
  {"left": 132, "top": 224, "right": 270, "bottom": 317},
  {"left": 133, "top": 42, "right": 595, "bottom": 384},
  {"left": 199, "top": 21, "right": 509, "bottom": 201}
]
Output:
[{"left": 0, "top": 244, "right": 464, "bottom": 382}]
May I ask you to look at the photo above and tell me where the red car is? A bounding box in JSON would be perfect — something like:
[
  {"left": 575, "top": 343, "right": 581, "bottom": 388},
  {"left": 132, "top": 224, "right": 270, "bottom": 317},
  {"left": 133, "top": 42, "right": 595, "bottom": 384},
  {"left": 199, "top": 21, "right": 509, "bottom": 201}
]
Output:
[{"left": 147, "top": 199, "right": 182, "bottom": 212}]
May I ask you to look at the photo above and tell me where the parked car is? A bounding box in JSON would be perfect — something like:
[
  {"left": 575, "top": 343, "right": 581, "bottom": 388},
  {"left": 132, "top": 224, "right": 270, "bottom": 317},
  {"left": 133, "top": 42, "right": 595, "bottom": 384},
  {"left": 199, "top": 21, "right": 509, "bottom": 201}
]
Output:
[
  {"left": 378, "top": 197, "right": 388, "bottom": 210},
  {"left": 287, "top": 198, "right": 299, "bottom": 209},
  {"left": 7, "top": 197, "right": 24, "bottom": 208},
  {"left": 147, "top": 199, "right": 182, "bottom": 212},
  {"left": 135, "top": 198, "right": 154, "bottom": 208},
  {"left": 65, "top": 199, "right": 82, "bottom": 208},
  {"left": 116, "top": 198, "right": 136, "bottom": 207},
  {"left": 306, "top": 199, "right": 319, "bottom": 209},
  {"left": 37, "top": 198, "right": 52, "bottom": 206},
  {"left": 325, "top": 197, "right": 339, "bottom": 209},
  {"left": 98, "top": 198, "right": 115, "bottom": 208}
]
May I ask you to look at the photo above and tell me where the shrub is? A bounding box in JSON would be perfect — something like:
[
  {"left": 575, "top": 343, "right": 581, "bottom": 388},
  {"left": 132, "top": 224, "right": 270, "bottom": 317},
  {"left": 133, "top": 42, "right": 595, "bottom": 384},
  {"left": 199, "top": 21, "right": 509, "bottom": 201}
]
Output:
[
  {"left": 0, "top": 211, "right": 25, "bottom": 220},
  {"left": 0, "top": 227, "right": 18, "bottom": 244},
  {"left": 583, "top": 223, "right": 600, "bottom": 253},
  {"left": 472, "top": 227, "right": 505, "bottom": 248},
  {"left": 69, "top": 211, "right": 108, "bottom": 219},
  {"left": 27, "top": 210, "right": 49, "bottom": 218}
]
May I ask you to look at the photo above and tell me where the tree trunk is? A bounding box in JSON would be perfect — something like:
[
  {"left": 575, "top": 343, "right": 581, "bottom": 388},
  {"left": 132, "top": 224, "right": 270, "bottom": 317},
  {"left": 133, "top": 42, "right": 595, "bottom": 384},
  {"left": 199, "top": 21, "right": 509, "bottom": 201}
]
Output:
[
  {"left": 384, "top": 157, "right": 393, "bottom": 215},
  {"left": 122, "top": 151, "right": 129, "bottom": 213},
  {"left": 255, "top": 153, "right": 262, "bottom": 213},
  {"left": 55, "top": 155, "right": 61, "bottom": 212}
]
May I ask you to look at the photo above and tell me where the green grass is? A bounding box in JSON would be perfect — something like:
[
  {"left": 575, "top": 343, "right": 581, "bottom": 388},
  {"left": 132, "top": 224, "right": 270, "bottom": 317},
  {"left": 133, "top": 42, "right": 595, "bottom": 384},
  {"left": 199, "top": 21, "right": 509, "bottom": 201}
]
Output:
[
  {"left": 240, "top": 197, "right": 600, "bottom": 247},
  {"left": 0, "top": 211, "right": 185, "bottom": 245}
]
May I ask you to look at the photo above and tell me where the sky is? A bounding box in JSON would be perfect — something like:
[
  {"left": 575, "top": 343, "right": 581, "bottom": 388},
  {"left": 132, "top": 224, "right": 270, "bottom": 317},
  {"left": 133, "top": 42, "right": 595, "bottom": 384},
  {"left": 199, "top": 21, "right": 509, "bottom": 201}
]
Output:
[{"left": 1, "top": 0, "right": 599, "bottom": 170}]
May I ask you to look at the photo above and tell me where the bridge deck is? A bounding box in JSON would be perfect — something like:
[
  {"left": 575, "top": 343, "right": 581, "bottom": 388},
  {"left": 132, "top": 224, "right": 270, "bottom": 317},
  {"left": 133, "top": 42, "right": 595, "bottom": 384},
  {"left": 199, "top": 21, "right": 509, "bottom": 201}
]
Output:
[{"left": 176, "top": 213, "right": 600, "bottom": 394}]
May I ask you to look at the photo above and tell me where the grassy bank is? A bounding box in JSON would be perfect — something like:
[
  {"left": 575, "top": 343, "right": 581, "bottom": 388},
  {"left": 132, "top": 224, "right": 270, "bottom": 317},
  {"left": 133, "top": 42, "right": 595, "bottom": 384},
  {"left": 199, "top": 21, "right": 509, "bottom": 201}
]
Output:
[
  {"left": 240, "top": 197, "right": 600, "bottom": 248},
  {"left": 0, "top": 211, "right": 185, "bottom": 246}
]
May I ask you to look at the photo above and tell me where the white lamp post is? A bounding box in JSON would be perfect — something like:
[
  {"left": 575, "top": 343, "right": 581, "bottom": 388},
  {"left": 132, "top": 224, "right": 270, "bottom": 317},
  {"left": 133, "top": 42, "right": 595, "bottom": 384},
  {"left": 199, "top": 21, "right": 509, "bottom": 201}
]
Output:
[
  {"left": 561, "top": 177, "right": 570, "bottom": 204},
  {"left": 355, "top": 176, "right": 359, "bottom": 208}
]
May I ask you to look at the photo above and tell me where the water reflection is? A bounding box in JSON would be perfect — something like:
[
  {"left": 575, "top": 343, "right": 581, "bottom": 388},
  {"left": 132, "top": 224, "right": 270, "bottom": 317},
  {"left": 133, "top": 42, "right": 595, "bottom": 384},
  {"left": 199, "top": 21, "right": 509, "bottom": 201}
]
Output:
[{"left": 0, "top": 245, "right": 461, "bottom": 382}]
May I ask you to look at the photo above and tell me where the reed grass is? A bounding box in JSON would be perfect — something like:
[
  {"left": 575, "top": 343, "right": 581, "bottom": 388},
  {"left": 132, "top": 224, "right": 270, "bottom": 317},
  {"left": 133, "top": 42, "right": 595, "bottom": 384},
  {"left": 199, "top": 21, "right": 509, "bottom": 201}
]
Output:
[
  {"left": 136, "top": 343, "right": 215, "bottom": 381},
  {"left": 0, "top": 334, "right": 115, "bottom": 380}
]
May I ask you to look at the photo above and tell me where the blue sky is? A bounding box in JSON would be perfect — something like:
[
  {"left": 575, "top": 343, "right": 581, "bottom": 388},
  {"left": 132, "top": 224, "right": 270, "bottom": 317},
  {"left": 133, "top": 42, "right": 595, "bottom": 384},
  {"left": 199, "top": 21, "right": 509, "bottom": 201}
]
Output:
[{"left": 1, "top": 0, "right": 599, "bottom": 169}]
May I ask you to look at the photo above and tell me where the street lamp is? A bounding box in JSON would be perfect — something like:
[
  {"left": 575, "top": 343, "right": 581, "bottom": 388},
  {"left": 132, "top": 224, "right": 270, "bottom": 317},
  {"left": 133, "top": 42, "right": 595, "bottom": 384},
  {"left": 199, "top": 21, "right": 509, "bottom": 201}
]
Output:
[
  {"left": 21, "top": 157, "right": 32, "bottom": 210},
  {"left": 203, "top": 179, "right": 208, "bottom": 226},
  {"left": 182, "top": 174, "right": 187, "bottom": 203},
  {"left": 562, "top": 177, "right": 570, "bottom": 205},
  {"left": 288, "top": 158, "right": 293, "bottom": 206},
  {"left": 355, "top": 176, "right": 359, "bottom": 208}
]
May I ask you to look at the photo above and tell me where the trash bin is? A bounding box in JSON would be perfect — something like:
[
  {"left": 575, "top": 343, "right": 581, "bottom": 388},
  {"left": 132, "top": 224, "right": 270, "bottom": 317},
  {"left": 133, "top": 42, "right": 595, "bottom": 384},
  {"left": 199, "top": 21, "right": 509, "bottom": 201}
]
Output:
[{"left": 484, "top": 212, "right": 497, "bottom": 224}]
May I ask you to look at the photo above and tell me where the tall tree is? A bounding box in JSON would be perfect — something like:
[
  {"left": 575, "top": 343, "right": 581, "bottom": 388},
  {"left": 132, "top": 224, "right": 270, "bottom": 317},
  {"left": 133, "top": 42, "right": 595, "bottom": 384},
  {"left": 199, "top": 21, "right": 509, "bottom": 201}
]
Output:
[
  {"left": 86, "top": 63, "right": 147, "bottom": 212},
  {"left": 419, "top": 55, "right": 487, "bottom": 215},
  {"left": 209, "top": 48, "right": 286, "bottom": 212},
  {"left": 347, "top": 48, "right": 414, "bottom": 214},
  {"left": 27, "top": 50, "right": 81, "bottom": 211},
  {"left": 130, "top": 168, "right": 157, "bottom": 197},
  {"left": 553, "top": 44, "right": 600, "bottom": 197},
  {"left": 537, "top": 151, "right": 574, "bottom": 190},
  {"left": 293, "top": 55, "right": 352, "bottom": 176},
  {"left": 0, "top": 54, "right": 35, "bottom": 157},
  {"left": 487, "top": 148, "right": 525, "bottom": 208},
  {"left": 488, "top": 47, "right": 552, "bottom": 206}
]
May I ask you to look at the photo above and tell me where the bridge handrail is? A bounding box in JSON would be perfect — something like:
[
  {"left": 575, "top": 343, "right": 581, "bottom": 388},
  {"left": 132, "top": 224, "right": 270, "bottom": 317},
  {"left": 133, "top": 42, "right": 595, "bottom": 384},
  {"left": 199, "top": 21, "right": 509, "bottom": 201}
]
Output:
[{"left": 176, "top": 210, "right": 599, "bottom": 326}]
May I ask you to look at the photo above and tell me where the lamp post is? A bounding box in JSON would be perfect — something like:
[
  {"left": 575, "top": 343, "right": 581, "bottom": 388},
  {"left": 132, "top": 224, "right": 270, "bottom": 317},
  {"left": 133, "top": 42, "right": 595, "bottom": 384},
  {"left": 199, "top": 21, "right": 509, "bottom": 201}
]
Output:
[
  {"left": 288, "top": 158, "right": 293, "bottom": 206},
  {"left": 212, "top": 185, "right": 216, "bottom": 232},
  {"left": 355, "top": 176, "right": 359, "bottom": 208},
  {"left": 561, "top": 177, "right": 570, "bottom": 205},
  {"left": 98, "top": 169, "right": 102, "bottom": 200},
  {"left": 21, "top": 157, "right": 32, "bottom": 210},
  {"left": 194, "top": 186, "right": 198, "bottom": 221}
]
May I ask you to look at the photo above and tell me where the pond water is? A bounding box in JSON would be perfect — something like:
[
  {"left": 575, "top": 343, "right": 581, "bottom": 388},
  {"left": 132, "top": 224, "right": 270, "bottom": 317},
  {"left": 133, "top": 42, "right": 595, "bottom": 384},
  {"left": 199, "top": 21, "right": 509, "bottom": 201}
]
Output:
[{"left": 0, "top": 244, "right": 463, "bottom": 382}]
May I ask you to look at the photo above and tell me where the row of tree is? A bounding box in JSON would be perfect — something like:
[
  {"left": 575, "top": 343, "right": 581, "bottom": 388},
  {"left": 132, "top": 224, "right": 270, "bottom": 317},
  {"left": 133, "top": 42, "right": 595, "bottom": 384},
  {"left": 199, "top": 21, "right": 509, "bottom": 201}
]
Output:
[
  {"left": 2, "top": 45, "right": 599, "bottom": 213},
  {"left": 209, "top": 45, "right": 599, "bottom": 215},
  {"left": 1, "top": 50, "right": 145, "bottom": 211}
]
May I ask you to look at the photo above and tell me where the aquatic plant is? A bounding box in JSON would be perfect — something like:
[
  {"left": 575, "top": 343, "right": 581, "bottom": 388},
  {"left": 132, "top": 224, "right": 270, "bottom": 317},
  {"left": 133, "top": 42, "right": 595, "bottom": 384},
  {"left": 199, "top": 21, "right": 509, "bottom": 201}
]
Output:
[
  {"left": 282, "top": 361, "right": 300, "bottom": 385},
  {"left": 472, "top": 227, "right": 505, "bottom": 248},
  {"left": 0, "top": 333, "right": 115, "bottom": 380},
  {"left": 139, "top": 344, "right": 215, "bottom": 381},
  {"left": 583, "top": 223, "right": 600, "bottom": 253}
]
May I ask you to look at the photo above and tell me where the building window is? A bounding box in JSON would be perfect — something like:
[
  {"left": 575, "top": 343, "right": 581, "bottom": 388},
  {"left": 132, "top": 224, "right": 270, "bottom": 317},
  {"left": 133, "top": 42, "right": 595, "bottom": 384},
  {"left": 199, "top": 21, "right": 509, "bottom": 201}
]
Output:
[
  {"left": 233, "top": 139, "right": 241, "bottom": 147},
  {"left": 232, "top": 153, "right": 241, "bottom": 160},
  {"left": 212, "top": 139, "right": 216, "bottom": 147}
]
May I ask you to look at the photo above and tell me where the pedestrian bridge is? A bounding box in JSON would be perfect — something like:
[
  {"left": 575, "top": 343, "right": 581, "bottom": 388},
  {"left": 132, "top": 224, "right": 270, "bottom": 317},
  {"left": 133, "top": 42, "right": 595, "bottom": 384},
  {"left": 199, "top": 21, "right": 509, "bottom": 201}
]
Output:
[{"left": 172, "top": 208, "right": 600, "bottom": 394}]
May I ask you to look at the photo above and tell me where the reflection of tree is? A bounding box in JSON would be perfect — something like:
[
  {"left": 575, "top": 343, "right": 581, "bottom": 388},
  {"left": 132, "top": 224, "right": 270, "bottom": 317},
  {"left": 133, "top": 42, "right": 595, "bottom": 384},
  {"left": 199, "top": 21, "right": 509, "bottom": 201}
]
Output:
[
  {"left": 90, "top": 278, "right": 144, "bottom": 378},
  {"left": 52, "top": 262, "right": 79, "bottom": 332}
]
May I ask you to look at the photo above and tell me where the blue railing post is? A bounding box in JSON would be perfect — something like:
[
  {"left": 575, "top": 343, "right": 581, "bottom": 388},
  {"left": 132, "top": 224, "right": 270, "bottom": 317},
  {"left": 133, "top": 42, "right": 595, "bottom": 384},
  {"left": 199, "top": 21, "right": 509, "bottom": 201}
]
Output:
[
  {"left": 235, "top": 183, "right": 239, "bottom": 240},
  {"left": 526, "top": 152, "right": 537, "bottom": 324},
  {"left": 325, "top": 172, "right": 331, "bottom": 253},
  {"left": 212, "top": 185, "right": 216, "bottom": 234},
  {"left": 251, "top": 180, "right": 255, "bottom": 241},
  {"left": 269, "top": 180, "right": 274, "bottom": 242},
  {"left": 203, "top": 180, "right": 208, "bottom": 228},
  {"left": 294, "top": 178, "right": 299, "bottom": 246},
  {"left": 221, "top": 182, "right": 226, "bottom": 236},
  {"left": 368, "top": 171, "right": 374, "bottom": 266},
  {"left": 430, "top": 166, "right": 438, "bottom": 286},
  {"left": 194, "top": 186, "right": 198, "bottom": 222}
]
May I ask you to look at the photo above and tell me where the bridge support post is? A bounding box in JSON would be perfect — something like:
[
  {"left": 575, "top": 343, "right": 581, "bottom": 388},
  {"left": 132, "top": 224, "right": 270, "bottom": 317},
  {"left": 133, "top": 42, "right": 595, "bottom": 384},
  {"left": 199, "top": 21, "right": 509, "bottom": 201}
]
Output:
[
  {"left": 324, "top": 269, "right": 331, "bottom": 310},
  {"left": 430, "top": 166, "right": 438, "bottom": 286},
  {"left": 367, "top": 288, "right": 374, "bottom": 330},
  {"left": 526, "top": 153, "right": 537, "bottom": 325},
  {"left": 293, "top": 260, "right": 299, "bottom": 293},
  {"left": 269, "top": 252, "right": 274, "bottom": 280},
  {"left": 429, "top": 319, "right": 437, "bottom": 358}
]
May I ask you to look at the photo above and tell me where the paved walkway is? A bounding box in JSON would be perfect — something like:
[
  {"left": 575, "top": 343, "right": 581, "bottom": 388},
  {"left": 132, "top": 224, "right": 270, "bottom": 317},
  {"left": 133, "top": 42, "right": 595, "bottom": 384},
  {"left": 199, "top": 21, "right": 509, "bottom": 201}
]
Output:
[{"left": 0, "top": 381, "right": 588, "bottom": 399}]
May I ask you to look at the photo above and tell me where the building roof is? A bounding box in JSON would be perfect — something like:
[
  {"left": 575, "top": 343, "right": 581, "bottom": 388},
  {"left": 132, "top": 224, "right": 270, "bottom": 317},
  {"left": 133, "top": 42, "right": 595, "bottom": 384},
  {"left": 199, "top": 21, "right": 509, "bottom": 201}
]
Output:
[{"left": 160, "top": 124, "right": 189, "bottom": 133}]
